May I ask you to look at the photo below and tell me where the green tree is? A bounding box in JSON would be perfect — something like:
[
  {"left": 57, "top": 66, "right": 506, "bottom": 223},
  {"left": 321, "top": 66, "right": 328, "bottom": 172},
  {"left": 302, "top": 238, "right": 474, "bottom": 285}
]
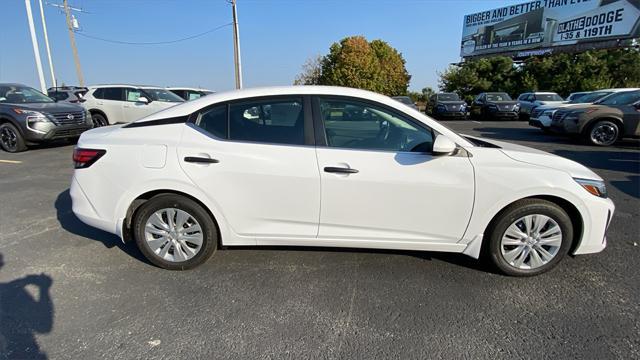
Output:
[{"left": 294, "top": 36, "right": 411, "bottom": 96}]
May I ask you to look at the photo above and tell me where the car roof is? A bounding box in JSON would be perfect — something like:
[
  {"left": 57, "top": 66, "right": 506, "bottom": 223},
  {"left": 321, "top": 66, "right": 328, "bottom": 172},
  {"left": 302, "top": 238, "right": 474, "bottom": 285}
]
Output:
[
  {"left": 598, "top": 88, "right": 640, "bottom": 92},
  {"left": 167, "top": 87, "right": 213, "bottom": 92},
  {"left": 88, "top": 84, "right": 165, "bottom": 89}
]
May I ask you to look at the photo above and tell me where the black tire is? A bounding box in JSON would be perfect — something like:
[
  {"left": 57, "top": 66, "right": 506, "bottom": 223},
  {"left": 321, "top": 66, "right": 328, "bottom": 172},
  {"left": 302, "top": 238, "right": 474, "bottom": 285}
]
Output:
[
  {"left": 0, "top": 123, "right": 28, "bottom": 153},
  {"left": 91, "top": 112, "right": 108, "bottom": 127},
  {"left": 485, "top": 199, "right": 573, "bottom": 277},
  {"left": 584, "top": 120, "right": 619, "bottom": 146},
  {"left": 133, "top": 194, "right": 218, "bottom": 270}
]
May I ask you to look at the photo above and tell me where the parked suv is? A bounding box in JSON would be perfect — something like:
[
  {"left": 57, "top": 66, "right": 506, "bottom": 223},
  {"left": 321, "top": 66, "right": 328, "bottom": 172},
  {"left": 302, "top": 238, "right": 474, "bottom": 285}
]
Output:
[
  {"left": 47, "top": 86, "right": 88, "bottom": 104},
  {"left": 167, "top": 87, "right": 214, "bottom": 101},
  {"left": 84, "top": 85, "right": 184, "bottom": 126},
  {"left": 0, "top": 83, "right": 92, "bottom": 152},
  {"left": 428, "top": 93, "right": 467, "bottom": 120},
  {"left": 517, "top": 92, "right": 565, "bottom": 120},
  {"left": 551, "top": 90, "right": 640, "bottom": 146},
  {"left": 529, "top": 88, "right": 639, "bottom": 131},
  {"left": 470, "top": 92, "right": 519, "bottom": 120}
]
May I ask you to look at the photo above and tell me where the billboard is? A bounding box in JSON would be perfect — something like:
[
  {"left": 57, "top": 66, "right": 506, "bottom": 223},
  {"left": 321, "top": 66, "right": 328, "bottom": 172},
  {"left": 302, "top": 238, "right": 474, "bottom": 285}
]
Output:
[{"left": 461, "top": 0, "right": 640, "bottom": 58}]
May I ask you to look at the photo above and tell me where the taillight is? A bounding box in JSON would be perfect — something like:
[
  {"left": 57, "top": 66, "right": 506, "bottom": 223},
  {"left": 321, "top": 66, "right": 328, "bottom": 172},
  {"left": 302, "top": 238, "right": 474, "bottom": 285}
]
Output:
[{"left": 73, "top": 148, "right": 106, "bottom": 169}]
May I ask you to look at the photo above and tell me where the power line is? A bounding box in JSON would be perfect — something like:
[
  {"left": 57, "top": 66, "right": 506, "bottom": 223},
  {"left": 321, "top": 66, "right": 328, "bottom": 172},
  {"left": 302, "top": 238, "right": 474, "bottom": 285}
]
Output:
[{"left": 74, "top": 23, "right": 233, "bottom": 45}]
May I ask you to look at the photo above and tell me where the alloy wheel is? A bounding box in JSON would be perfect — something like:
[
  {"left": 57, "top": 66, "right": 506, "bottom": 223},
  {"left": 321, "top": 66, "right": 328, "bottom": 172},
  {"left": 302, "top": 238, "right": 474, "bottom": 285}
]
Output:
[
  {"left": 144, "top": 208, "right": 204, "bottom": 263},
  {"left": 0, "top": 126, "right": 18, "bottom": 152},
  {"left": 590, "top": 123, "right": 617, "bottom": 146},
  {"left": 500, "top": 214, "right": 563, "bottom": 270}
]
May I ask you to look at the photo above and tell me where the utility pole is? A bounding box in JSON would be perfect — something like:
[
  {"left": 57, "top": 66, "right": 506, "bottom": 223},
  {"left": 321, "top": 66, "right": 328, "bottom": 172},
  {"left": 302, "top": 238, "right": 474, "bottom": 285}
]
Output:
[
  {"left": 24, "top": 0, "right": 47, "bottom": 93},
  {"left": 63, "top": 0, "right": 84, "bottom": 86},
  {"left": 231, "top": 0, "right": 243, "bottom": 89},
  {"left": 38, "top": 0, "right": 56, "bottom": 88}
]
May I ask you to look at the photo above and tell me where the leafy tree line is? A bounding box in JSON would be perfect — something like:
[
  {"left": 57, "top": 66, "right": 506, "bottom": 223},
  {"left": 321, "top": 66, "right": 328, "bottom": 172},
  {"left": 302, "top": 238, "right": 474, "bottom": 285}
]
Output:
[
  {"left": 439, "top": 48, "right": 640, "bottom": 103},
  {"left": 295, "top": 36, "right": 640, "bottom": 104}
]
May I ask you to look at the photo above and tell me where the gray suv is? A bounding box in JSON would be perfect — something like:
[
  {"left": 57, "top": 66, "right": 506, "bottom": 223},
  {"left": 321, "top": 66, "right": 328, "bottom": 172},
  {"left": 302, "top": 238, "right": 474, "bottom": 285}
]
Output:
[{"left": 0, "top": 83, "right": 93, "bottom": 152}]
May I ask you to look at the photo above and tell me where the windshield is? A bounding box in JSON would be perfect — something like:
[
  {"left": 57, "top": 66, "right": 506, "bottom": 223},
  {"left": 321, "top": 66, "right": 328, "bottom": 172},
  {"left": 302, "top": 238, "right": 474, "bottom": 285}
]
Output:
[
  {"left": 143, "top": 88, "right": 184, "bottom": 103},
  {"left": 597, "top": 91, "right": 640, "bottom": 105},
  {"left": 393, "top": 96, "right": 413, "bottom": 105},
  {"left": 0, "top": 85, "right": 54, "bottom": 104},
  {"left": 486, "top": 93, "right": 512, "bottom": 101},
  {"left": 439, "top": 93, "right": 460, "bottom": 101},
  {"left": 536, "top": 94, "right": 563, "bottom": 101},
  {"left": 569, "top": 91, "right": 610, "bottom": 104}
]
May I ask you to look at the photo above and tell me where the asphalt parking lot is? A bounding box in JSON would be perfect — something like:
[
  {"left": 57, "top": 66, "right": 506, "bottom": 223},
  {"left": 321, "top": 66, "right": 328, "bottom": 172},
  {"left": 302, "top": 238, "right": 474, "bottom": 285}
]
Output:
[{"left": 0, "top": 121, "right": 638, "bottom": 359}]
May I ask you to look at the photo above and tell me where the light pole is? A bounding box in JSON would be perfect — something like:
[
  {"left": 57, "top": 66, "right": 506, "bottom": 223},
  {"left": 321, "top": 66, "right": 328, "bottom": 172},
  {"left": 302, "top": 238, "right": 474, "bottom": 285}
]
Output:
[
  {"left": 63, "top": 0, "right": 84, "bottom": 86},
  {"left": 231, "top": 0, "right": 243, "bottom": 89},
  {"left": 24, "top": 0, "right": 47, "bottom": 93},
  {"left": 38, "top": 0, "right": 56, "bottom": 88}
]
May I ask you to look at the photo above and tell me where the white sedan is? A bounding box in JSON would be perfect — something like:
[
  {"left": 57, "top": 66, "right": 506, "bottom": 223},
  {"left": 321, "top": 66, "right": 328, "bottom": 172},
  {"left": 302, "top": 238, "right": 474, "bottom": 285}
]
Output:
[{"left": 70, "top": 86, "right": 614, "bottom": 276}]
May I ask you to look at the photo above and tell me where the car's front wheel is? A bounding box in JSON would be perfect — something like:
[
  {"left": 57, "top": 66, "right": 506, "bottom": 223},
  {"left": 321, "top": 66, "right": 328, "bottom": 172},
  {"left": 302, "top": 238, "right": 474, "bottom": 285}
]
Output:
[
  {"left": 586, "top": 120, "right": 619, "bottom": 146},
  {"left": 0, "top": 123, "right": 27, "bottom": 153},
  {"left": 486, "top": 199, "right": 573, "bottom": 276},
  {"left": 133, "top": 194, "right": 218, "bottom": 270}
]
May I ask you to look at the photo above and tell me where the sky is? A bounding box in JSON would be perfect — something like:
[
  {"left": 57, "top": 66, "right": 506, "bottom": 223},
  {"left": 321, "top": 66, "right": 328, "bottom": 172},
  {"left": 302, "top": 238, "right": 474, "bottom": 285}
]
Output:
[{"left": 0, "top": 0, "right": 524, "bottom": 92}]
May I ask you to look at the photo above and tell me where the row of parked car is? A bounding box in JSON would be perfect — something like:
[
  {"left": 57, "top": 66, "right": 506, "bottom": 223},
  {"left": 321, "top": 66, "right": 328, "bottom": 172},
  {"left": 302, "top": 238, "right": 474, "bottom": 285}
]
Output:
[
  {"left": 0, "top": 83, "right": 213, "bottom": 152},
  {"left": 393, "top": 88, "right": 640, "bottom": 146}
]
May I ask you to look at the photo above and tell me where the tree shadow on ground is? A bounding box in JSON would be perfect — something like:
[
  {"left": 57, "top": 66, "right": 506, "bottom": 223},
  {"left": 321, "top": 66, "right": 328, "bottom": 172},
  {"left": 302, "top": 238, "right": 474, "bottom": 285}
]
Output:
[
  {"left": 0, "top": 253, "right": 54, "bottom": 359},
  {"left": 54, "top": 189, "right": 149, "bottom": 264}
]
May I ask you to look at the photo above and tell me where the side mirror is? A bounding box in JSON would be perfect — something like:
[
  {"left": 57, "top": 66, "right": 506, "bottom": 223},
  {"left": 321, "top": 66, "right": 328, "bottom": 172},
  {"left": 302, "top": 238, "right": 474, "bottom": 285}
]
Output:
[
  {"left": 432, "top": 135, "right": 457, "bottom": 156},
  {"left": 137, "top": 96, "right": 150, "bottom": 104}
]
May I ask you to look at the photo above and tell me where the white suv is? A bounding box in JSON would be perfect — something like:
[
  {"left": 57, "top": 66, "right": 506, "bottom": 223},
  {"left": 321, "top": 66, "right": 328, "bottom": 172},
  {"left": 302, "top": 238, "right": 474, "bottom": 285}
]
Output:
[
  {"left": 517, "top": 92, "right": 566, "bottom": 119},
  {"left": 83, "top": 84, "right": 184, "bottom": 126}
]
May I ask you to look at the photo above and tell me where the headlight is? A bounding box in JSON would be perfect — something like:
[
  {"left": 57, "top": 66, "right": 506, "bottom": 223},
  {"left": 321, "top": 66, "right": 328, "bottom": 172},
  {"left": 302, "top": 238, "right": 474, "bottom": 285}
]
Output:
[
  {"left": 13, "top": 108, "right": 50, "bottom": 122},
  {"left": 514, "top": 104, "right": 521, "bottom": 111},
  {"left": 574, "top": 178, "right": 607, "bottom": 198},
  {"left": 542, "top": 110, "right": 556, "bottom": 116},
  {"left": 488, "top": 104, "right": 498, "bottom": 111}
]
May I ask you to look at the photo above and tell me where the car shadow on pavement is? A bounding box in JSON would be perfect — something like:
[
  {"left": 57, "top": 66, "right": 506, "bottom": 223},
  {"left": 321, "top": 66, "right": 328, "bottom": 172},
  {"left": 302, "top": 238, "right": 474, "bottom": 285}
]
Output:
[
  {"left": 0, "top": 253, "right": 54, "bottom": 359},
  {"left": 228, "top": 246, "right": 500, "bottom": 275},
  {"left": 54, "top": 189, "right": 148, "bottom": 264}
]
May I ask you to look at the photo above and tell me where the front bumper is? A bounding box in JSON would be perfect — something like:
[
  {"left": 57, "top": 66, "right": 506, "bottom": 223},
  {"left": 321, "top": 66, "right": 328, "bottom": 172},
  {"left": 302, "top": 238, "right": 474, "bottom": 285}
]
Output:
[
  {"left": 435, "top": 111, "right": 467, "bottom": 119},
  {"left": 489, "top": 111, "right": 519, "bottom": 120},
  {"left": 529, "top": 115, "right": 552, "bottom": 129},
  {"left": 24, "top": 123, "right": 93, "bottom": 142},
  {"left": 573, "top": 197, "right": 614, "bottom": 255}
]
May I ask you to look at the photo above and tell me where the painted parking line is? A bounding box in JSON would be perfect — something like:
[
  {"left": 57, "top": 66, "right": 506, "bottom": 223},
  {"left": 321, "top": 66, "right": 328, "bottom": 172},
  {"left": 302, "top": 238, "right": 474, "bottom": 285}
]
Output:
[
  {"left": 0, "top": 159, "right": 22, "bottom": 164},
  {"left": 472, "top": 121, "right": 482, "bottom": 124}
]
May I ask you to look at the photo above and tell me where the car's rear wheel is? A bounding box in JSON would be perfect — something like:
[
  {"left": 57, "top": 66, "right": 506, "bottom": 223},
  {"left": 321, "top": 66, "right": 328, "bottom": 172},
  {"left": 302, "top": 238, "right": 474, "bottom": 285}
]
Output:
[
  {"left": 91, "top": 113, "right": 108, "bottom": 127},
  {"left": 586, "top": 120, "right": 618, "bottom": 146},
  {"left": 486, "top": 199, "right": 573, "bottom": 276},
  {"left": 0, "top": 123, "right": 27, "bottom": 153},
  {"left": 133, "top": 194, "right": 218, "bottom": 270}
]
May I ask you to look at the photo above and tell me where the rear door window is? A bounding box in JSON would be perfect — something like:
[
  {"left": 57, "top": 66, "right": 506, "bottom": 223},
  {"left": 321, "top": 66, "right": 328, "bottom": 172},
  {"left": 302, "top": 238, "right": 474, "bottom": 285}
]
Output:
[
  {"left": 228, "top": 97, "right": 305, "bottom": 145},
  {"left": 102, "top": 88, "right": 124, "bottom": 101}
]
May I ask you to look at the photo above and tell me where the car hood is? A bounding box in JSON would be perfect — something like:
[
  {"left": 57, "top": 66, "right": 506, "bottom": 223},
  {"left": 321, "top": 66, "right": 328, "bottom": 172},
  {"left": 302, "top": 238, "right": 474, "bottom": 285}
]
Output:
[
  {"left": 465, "top": 135, "right": 602, "bottom": 180},
  {"left": 487, "top": 100, "right": 518, "bottom": 106},
  {"left": 535, "top": 103, "right": 580, "bottom": 111},
  {"left": 7, "top": 102, "right": 84, "bottom": 113},
  {"left": 538, "top": 100, "right": 566, "bottom": 105},
  {"left": 438, "top": 101, "right": 466, "bottom": 106}
]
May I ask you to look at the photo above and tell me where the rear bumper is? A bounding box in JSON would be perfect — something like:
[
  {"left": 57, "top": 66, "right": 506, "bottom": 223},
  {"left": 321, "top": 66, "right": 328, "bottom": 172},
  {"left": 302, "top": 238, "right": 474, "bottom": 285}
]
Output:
[{"left": 70, "top": 175, "right": 117, "bottom": 234}]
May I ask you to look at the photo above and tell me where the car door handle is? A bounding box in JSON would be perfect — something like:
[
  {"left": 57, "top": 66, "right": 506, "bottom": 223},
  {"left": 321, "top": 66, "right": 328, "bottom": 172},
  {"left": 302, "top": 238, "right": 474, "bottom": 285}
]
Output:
[
  {"left": 324, "top": 166, "right": 358, "bottom": 174},
  {"left": 184, "top": 156, "right": 219, "bottom": 164}
]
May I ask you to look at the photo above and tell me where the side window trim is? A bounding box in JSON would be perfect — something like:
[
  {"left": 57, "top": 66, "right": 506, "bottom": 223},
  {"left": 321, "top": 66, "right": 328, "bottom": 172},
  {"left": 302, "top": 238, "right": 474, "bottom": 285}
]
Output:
[{"left": 311, "top": 95, "right": 435, "bottom": 154}]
